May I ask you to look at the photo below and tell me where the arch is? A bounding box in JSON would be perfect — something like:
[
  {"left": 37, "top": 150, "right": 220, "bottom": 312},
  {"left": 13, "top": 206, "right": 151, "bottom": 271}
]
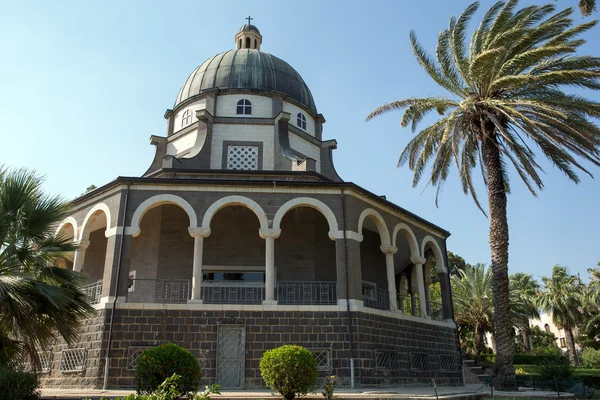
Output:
[
  {"left": 245, "top": 37, "right": 250, "bottom": 48},
  {"left": 236, "top": 98, "right": 252, "bottom": 115},
  {"left": 130, "top": 194, "right": 198, "bottom": 237},
  {"left": 201, "top": 195, "right": 268, "bottom": 230},
  {"left": 56, "top": 216, "right": 78, "bottom": 239},
  {"left": 420, "top": 235, "right": 447, "bottom": 273},
  {"left": 392, "top": 223, "right": 419, "bottom": 257},
  {"left": 357, "top": 208, "right": 391, "bottom": 246},
  {"left": 79, "top": 203, "right": 112, "bottom": 241},
  {"left": 272, "top": 197, "right": 338, "bottom": 238}
]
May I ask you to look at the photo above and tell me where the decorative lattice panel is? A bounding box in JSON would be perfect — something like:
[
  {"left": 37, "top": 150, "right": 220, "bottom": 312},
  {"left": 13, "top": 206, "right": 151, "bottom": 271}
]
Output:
[
  {"left": 59, "top": 348, "right": 87, "bottom": 373},
  {"left": 227, "top": 146, "right": 259, "bottom": 170},
  {"left": 439, "top": 354, "right": 459, "bottom": 372},
  {"left": 127, "top": 346, "right": 152, "bottom": 371},
  {"left": 217, "top": 326, "right": 245, "bottom": 388},
  {"left": 375, "top": 350, "right": 400, "bottom": 371},
  {"left": 410, "top": 352, "right": 430, "bottom": 372},
  {"left": 309, "top": 348, "right": 332, "bottom": 372},
  {"left": 37, "top": 352, "right": 52, "bottom": 373}
]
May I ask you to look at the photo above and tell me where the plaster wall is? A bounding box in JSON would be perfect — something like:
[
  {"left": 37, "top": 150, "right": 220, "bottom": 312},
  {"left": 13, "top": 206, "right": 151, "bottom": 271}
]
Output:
[
  {"left": 82, "top": 228, "right": 108, "bottom": 283},
  {"left": 215, "top": 94, "right": 272, "bottom": 118},
  {"left": 283, "top": 101, "right": 315, "bottom": 136},
  {"left": 166, "top": 129, "right": 198, "bottom": 157},
  {"left": 173, "top": 98, "right": 207, "bottom": 133},
  {"left": 210, "top": 124, "right": 274, "bottom": 170},
  {"left": 289, "top": 133, "right": 320, "bottom": 172}
]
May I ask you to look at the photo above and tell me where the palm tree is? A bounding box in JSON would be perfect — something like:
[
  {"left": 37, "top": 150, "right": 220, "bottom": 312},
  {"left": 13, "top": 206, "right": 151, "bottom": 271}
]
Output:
[
  {"left": 538, "top": 265, "right": 583, "bottom": 365},
  {"left": 509, "top": 273, "right": 540, "bottom": 353},
  {"left": 452, "top": 264, "right": 494, "bottom": 357},
  {"left": 579, "top": 0, "right": 597, "bottom": 16},
  {"left": 0, "top": 167, "right": 94, "bottom": 369},
  {"left": 366, "top": 0, "right": 600, "bottom": 388}
]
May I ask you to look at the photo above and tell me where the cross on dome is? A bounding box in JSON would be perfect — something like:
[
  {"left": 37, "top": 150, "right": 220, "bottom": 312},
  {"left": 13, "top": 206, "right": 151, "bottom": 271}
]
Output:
[
  {"left": 235, "top": 17, "right": 262, "bottom": 50},
  {"left": 246, "top": 15, "right": 253, "bottom": 24}
]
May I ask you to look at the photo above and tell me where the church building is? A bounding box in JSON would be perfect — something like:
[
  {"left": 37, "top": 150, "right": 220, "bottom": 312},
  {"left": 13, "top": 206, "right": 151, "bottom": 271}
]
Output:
[{"left": 44, "top": 21, "right": 462, "bottom": 389}]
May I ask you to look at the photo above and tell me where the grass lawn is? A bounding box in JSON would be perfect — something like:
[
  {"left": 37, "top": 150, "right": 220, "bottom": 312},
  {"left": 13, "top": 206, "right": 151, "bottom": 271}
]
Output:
[{"left": 514, "top": 364, "right": 600, "bottom": 377}]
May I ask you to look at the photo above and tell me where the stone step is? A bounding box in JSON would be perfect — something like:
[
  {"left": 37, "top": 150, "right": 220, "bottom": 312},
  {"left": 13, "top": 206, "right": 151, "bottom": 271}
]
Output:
[
  {"left": 476, "top": 374, "right": 492, "bottom": 383},
  {"left": 462, "top": 359, "right": 476, "bottom": 365},
  {"left": 469, "top": 366, "right": 483, "bottom": 374}
]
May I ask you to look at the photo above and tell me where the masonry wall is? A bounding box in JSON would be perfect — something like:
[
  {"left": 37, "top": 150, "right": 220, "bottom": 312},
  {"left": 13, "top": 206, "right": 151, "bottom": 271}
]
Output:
[{"left": 83, "top": 228, "right": 108, "bottom": 283}]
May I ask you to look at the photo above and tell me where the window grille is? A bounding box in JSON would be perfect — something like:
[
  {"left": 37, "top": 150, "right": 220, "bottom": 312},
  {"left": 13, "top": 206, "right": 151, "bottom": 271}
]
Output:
[
  {"left": 439, "top": 354, "right": 458, "bottom": 372},
  {"left": 375, "top": 350, "right": 400, "bottom": 371},
  {"left": 297, "top": 112, "right": 307, "bottom": 130},
  {"left": 181, "top": 109, "right": 193, "bottom": 127},
  {"left": 22, "top": 352, "right": 52, "bottom": 373},
  {"left": 227, "top": 145, "right": 259, "bottom": 170},
  {"left": 127, "top": 346, "right": 153, "bottom": 370},
  {"left": 59, "top": 348, "right": 87, "bottom": 373},
  {"left": 309, "top": 348, "right": 332, "bottom": 372},
  {"left": 410, "top": 352, "right": 430, "bottom": 372},
  {"left": 236, "top": 99, "right": 252, "bottom": 115}
]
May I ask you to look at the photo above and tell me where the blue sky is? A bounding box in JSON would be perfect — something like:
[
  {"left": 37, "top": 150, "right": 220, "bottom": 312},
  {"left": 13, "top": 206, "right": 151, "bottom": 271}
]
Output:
[{"left": 1, "top": 0, "right": 598, "bottom": 282}]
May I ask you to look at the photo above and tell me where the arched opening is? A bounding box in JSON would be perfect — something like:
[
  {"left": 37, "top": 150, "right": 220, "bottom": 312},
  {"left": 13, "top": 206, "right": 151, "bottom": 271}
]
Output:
[
  {"left": 55, "top": 222, "right": 75, "bottom": 270},
  {"left": 393, "top": 225, "right": 420, "bottom": 315},
  {"left": 360, "top": 216, "right": 388, "bottom": 310},
  {"left": 275, "top": 207, "right": 337, "bottom": 305},
  {"left": 238, "top": 38, "right": 242, "bottom": 49},
  {"left": 128, "top": 204, "right": 193, "bottom": 303},
  {"left": 79, "top": 210, "right": 109, "bottom": 304},
  {"left": 202, "top": 205, "right": 265, "bottom": 304},
  {"left": 254, "top": 39, "right": 257, "bottom": 48},
  {"left": 421, "top": 237, "right": 450, "bottom": 320},
  {"left": 245, "top": 37, "right": 250, "bottom": 48}
]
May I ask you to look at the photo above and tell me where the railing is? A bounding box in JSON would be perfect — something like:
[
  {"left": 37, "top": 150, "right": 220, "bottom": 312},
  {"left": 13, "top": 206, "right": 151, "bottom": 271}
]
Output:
[
  {"left": 82, "top": 280, "right": 103, "bottom": 305},
  {"left": 398, "top": 294, "right": 422, "bottom": 317},
  {"left": 126, "top": 279, "right": 190, "bottom": 303},
  {"left": 201, "top": 281, "right": 264, "bottom": 304},
  {"left": 277, "top": 281, "right": 338, "bottom": 305},
  {"left": 430, "top": 301, "right": 445, "bottom": 320},
  {"left": 363, "top": 286, "right": 390, "bottom": 311}
]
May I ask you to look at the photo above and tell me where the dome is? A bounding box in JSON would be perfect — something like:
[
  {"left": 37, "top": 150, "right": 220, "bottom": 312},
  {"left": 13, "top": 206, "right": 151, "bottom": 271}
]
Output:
[
  {"left": 174, "top": 49, "right": 317, "bottom": 114},
  {"left": 238, "top": 23, "right": 260, "bottom": 34}
]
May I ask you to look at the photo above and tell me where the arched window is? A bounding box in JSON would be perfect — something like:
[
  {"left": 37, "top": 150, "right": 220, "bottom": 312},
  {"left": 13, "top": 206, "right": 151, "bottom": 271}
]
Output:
[
  {"left": 297, "top": 113, "right": 307, "bottom": 130},
  {"left": 237, "top": 99, "right": 252, "bottom": 115},
  {"left": 544, "top": 323, "right": 550, "bottom": 333},
  {"left": 254, "top": 39, "right": 257, "bottom": 48},
  {"left": 181, "top": 109, "right": 192, "bottom": 127},
  {"left": 239, "top": 38, "right": 242, "bottom": 49},
  {"left": 245, "top": 37, "right": 250, "bottom": 49}
]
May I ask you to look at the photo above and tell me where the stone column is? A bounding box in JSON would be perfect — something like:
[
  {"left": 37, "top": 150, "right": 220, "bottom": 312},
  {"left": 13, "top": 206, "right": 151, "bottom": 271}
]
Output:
[
  {"left": 380, "top": 245, "right": 398, "bottom": 312},
  {"left": 72, "top": 240, "right": 90, "bottom": 272},
  {"left": 260, "top": 229, "right": 281, "bottom": 304},
  {"left": 188, "top": 228, "right": 211, "bottom": 302},
  {"left": 411, "top": 256, "right": 428, "bottom": 317},
  {"left": 397, "top": 275, "right": 406, "bottom": 313}
]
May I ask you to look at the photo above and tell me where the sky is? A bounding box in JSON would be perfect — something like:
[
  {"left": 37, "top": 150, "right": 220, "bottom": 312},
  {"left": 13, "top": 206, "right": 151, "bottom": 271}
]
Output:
[{"left": 1, "top": 0, "right": 599, "bottom": 282}]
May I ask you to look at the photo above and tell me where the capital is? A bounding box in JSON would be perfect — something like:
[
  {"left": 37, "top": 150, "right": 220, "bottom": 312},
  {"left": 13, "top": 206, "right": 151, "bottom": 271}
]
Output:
[
  {"left": 259, "top": 229, "right": 281, "bottom": 239},
  {"left": 380, "top": 245, "right": 398, "bottom": 255},
  {"left": 275, "top": 111, "right": 291, "bottom": 122},
  {"left": 188, "top": 227, "right": 211, "bottom": 238},
  {"left": 410, "top": 256, "right": 426, "bottom": 265}
]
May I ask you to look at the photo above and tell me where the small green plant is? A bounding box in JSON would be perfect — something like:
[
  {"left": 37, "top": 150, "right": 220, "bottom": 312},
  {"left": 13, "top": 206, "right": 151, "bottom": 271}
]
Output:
[
  {"left": 570, "top": 382, "right": 596, "bottom": 399},
  {"left": 0, "top": 367, "right": 40, "bottom": 400},
  {"left": 582, "top": 348, "right": 600, "bottom": 369},
  {"left": 322, "top": 375, "right": 336, "bottom": 400},
  {"left": 194, "top": 383, "right": 221, "bottom": 400},
  {"left": 260, "top": 345, "right": 318, "bottom": 400},
  {"left": 536, "top": 348, "right": 573, "bottom": 381},
  {"left": 135, "top": 343, "right": 201, "bottom": 396}
]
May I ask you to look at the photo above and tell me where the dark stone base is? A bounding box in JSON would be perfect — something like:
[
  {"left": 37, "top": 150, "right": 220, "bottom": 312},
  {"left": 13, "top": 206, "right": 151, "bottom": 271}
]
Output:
[{"left": 39, "top": 309, "right": 462, "bottom": 389}]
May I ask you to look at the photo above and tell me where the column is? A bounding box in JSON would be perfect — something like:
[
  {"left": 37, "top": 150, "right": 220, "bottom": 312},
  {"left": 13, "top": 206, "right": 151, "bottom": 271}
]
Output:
[
  {"left": 188, "top": 227, "right": 211, "bottom": 302},
  {"left": 424, "top": 284, "right": 432, "bottom": 316},
  {"left": 410, "top": 256, "right": 428, "bottom": 318},
  {"left": 380, "top": 245, "right": 398, "bottom": 312},
  {"left": 397, "top": 276, "right": 405, "bottom": 313},
  {"left": 259, "top": 229, "right": 281, "bottom": 304},
  {"left": 72, "top": 240, "right": 90, "bottom": 272}
]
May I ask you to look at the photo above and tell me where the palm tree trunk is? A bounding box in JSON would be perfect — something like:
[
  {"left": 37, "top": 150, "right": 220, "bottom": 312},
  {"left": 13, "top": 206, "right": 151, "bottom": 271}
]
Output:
[
  {"left": 522, "top": 328, "right": 531, "bottom": 353},
  {"left": 475, "top": 326, "right": 485, "bottom": 357},
  {"left": 482, "top": 129, "right": 516, "bottom": 390},
  {"left": 564, "top": 328, "right": 579, "bottom": 366}
]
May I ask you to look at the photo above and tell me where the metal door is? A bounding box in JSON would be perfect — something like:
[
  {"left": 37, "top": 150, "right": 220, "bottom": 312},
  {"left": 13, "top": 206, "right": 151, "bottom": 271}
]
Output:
[{"left": 216, "top": 325, "right": 245, "bottom": 388}]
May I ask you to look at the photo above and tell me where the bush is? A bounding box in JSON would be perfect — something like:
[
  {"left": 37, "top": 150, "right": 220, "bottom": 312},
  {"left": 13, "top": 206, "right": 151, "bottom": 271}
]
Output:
[
  {"left": 537, "top": 349, "right": 573, "bottom": 381},
  {"left": 260, "top": 345, "right": 318, "bottom": 400},
  {"left": 0, "top": 367, "right": 40, "bottom": 400},
  {"left": 135, "top": 343, "right": 201, "bottom": 396},
  {"left": 569, "top": 382, "right": 596, "bottom": 399},
  {"left": 582, "top": 348, "right": 600, "bottom": 369}
]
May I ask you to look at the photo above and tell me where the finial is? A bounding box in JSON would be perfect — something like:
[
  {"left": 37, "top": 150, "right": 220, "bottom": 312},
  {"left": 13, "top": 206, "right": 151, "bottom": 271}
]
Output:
[{"left": 246, "top": 15, "right": 253, "bottom": 25}]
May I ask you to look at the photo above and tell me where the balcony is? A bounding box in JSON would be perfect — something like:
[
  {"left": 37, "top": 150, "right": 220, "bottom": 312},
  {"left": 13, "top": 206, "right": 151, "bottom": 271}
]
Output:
[
  {"left": 82, "top": 280, "right": 103, "bottom": 305},
  {"left": 277, "top": 281, "right": 337, "bottom": 305},
  {"left": 362, "top": 285, "right": 390, "bottom": 311},
  {"left": 126, "top": 279, "right": 190, "bottom": 303},
  {"left": 201, "top": 281, "right": 264, "bottom": 304}
]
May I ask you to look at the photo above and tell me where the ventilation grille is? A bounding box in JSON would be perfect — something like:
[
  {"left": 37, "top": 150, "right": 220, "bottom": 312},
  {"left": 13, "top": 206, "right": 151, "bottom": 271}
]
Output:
[
  {"left": 227, "top": 145, "right": 259, "bottom": 170},
  {"left": 59, "top": 349, "right": 87, "bottom": 373}
]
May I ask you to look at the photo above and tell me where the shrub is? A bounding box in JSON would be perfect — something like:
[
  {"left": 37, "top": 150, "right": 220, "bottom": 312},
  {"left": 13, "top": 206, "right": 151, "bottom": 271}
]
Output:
[
  {"left": 0, "top": 367, "right": 40, "bottom": 400},
  {"left": 135, "top": 343, "right": 201, "bottom": 396},
  {"left": 581, "top": 348, "right": 600, "bottom": 369},
  {"left": 569, "top": 382, "right": 596, "bottom": 399},
  {"left": 260, "top": 345, "right": 318, "bottom": 400},
  {"left": 536, "top": 349, "right": 573, "bottom": 381}
]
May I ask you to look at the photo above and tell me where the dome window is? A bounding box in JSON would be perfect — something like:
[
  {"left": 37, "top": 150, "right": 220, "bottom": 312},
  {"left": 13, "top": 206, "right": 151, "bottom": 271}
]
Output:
[
  {"left": 237, "top": 99, "right": 252, "bottom": 115},
  {"left": 245, "top": 37, "right": 251, "bottom": 49},
  {"left": 181, "top": 109, "right": 193, "bottom": 127},
  {"left": 297, "top": 113, "right": 307, "bottom": 130}
]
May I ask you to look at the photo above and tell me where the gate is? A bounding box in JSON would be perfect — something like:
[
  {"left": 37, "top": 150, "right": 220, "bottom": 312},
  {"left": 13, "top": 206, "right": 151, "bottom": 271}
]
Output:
[{"left": 217, "top": 325, "right": 246, "bottom": 388}]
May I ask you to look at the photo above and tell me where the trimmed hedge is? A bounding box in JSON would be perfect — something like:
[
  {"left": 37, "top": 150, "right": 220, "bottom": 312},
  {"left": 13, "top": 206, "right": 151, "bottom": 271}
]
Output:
[
  {"left": 0, "top": 368, "right": 40, "bottom": 400},
  {"left": 135, "top": 343, "right": 201, "bottom": 395},
  {"left": 514, "top": 353, "right": 568, "bottom": 365},
  {"left": 260, "top": 345, "right": 318, "bottom": 400},
  {"left": 581, "top": 348, "right": 600, "bottom": 369}
]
